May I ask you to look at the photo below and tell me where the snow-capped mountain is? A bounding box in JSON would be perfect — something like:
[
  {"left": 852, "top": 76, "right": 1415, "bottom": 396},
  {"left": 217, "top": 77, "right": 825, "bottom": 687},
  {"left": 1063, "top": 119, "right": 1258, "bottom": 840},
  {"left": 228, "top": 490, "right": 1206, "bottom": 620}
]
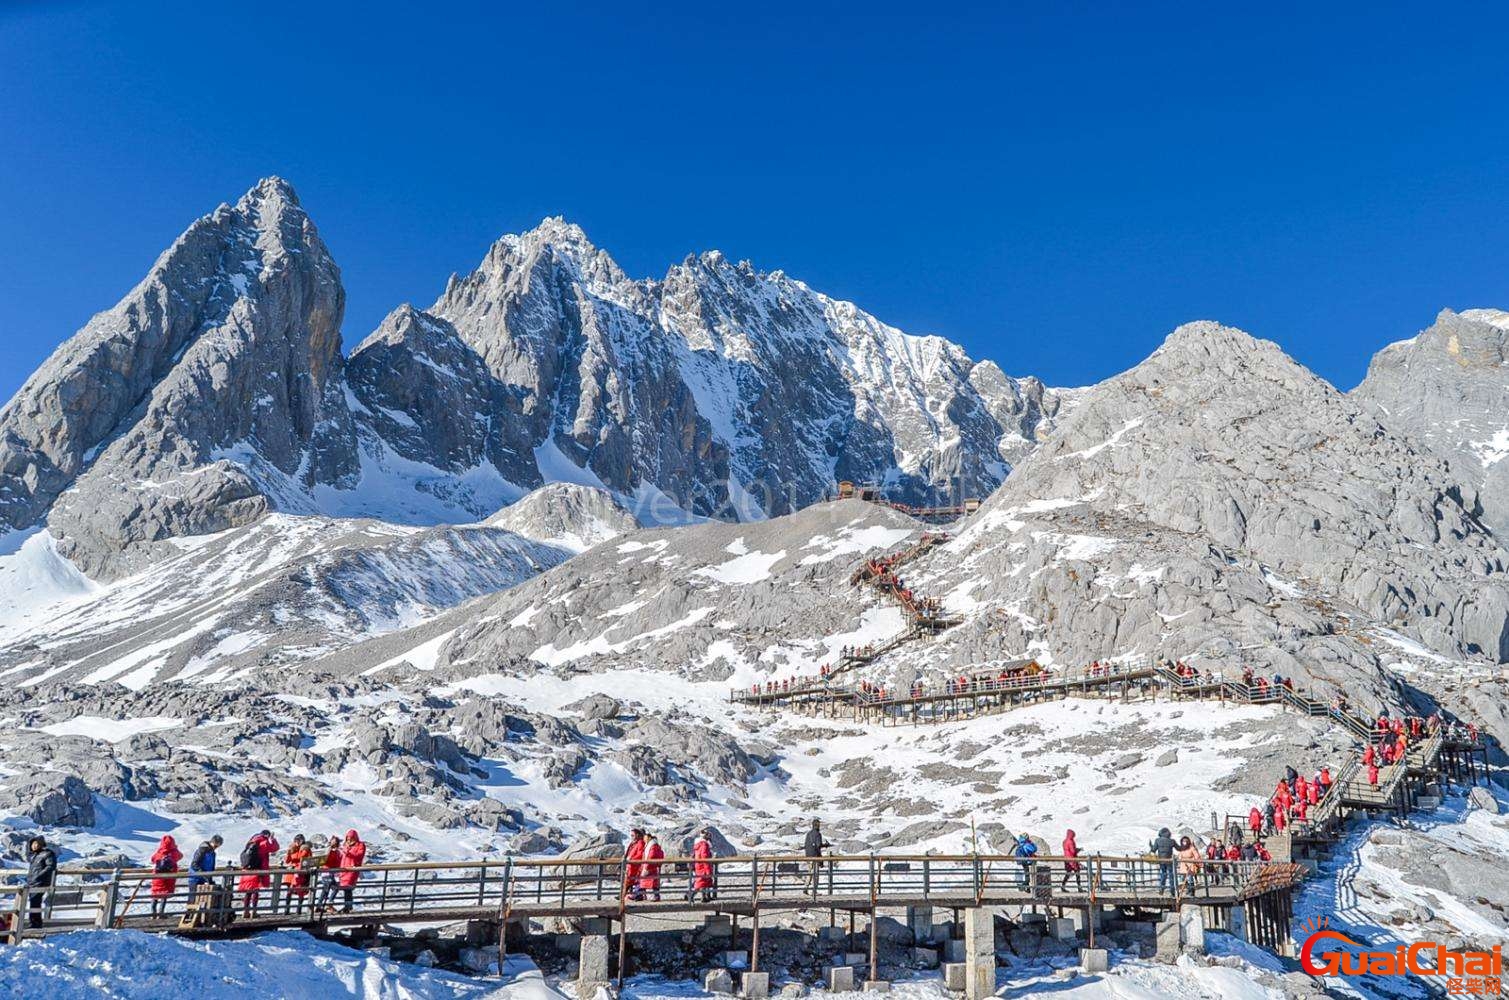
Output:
[
  {"left": 0, "top": 178, "right": 1069, "bottom": 581},
  {"left": 392, "top": 321, "right": 1509, "bottom": 745},
  {"left": 0, "top": 178, "right": 358, "bottom": 579},
  {"left": 428, "top": 217, "right": 1068, "bottom": 522},
  {"left": 0, "top": 485, "right": 642, "bottom": 689},
  {"left": 1353, "top": 307, "right": 1509, "bottom": 538}
]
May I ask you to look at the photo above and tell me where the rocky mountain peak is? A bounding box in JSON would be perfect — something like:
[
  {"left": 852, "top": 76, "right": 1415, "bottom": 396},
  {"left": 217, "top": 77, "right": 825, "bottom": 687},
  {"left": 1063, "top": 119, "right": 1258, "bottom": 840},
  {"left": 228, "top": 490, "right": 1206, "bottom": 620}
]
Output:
[
  {"left": 1460, "top": 307, "right": 1509, "bottom": 331},
  {"left": 0, "top": 177, "right": 346, "bottom": 546},
  {"left": 1354, "top": 308, "right": 1509, "bottom": 539},
  {"left": 3, "top": 185, "right": 1071, "bottom": 574},
  {"left": 970, "top": 315, "right": 1509, "bottom": 664}
]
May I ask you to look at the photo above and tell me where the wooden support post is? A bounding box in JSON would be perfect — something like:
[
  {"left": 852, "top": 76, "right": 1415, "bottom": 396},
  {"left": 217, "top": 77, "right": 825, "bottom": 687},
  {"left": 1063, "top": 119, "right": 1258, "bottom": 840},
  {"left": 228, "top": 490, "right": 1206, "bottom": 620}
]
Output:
[
  {"left": 869, "top": 906, "right": 879, "bottom": 984},
  {"left": 751, "top": 905, "right": 761, "bottom": 973},
  {"left": 616, "top": 916, "right": 629, "bottom": 989}
]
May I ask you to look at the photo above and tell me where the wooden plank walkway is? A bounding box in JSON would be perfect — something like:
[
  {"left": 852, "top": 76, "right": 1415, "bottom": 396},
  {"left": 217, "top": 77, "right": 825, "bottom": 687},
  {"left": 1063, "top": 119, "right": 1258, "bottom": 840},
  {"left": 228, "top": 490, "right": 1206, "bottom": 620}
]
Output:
[{"left": 2, "top": 852, "right": 1307, "bottom": 942}]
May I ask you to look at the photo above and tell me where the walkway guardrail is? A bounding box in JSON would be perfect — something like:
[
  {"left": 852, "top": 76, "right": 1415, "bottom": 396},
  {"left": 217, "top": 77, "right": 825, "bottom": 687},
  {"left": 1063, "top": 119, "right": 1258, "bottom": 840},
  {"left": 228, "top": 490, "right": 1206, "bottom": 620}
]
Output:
[{"left": 0, "top": 852, "right": 1305, "bottom": 942}]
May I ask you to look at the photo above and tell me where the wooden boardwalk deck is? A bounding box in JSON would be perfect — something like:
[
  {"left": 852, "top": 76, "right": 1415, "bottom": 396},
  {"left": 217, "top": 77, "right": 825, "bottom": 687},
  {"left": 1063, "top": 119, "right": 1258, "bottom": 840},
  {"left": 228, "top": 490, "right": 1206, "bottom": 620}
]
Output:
[{"left": 5, "top": 852, "right": 1305, "bottom": 942}]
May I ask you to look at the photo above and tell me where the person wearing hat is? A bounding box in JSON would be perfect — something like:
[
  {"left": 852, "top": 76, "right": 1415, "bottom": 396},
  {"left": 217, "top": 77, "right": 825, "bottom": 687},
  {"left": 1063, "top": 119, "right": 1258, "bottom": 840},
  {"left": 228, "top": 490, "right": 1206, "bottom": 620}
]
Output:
[
  {"left": 25, "top": 836, "right": 57, "bottom": 929},
  {"left": 691, "top": 828, "right": 716, "bottom": 902}
]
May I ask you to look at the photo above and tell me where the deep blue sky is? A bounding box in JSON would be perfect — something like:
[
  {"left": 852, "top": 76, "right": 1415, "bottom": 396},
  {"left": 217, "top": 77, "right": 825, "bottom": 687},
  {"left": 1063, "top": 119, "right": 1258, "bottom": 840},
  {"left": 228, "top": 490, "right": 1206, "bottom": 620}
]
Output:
[{"left": 4, "top": 2, "right": 1508, "bottom": 401}]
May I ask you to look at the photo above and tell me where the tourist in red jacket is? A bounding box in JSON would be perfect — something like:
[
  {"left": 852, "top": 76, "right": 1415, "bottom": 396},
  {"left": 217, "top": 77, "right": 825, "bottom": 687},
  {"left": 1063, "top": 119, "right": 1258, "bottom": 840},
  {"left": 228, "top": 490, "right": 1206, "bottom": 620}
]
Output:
[
  {"left": 1060, "top": 830, "right": 1083, "bottom": 891},
  {"left": 691, "top": 829, "right": 716, "bottom": 902},
  {"left": 639, "top": 834, "right": 665, "bottom": 901},
  {"left": 236, "top": 830, "right": 280, "bottom": 917},
  {"left": 624, "top": 828, "right": 647, "bottom": 900},
  {"left": 335, "top": 829, "right": 366, "bottom": 913},
  {"left": 149, "top": 835, "right": 182, "bottom": 918}
]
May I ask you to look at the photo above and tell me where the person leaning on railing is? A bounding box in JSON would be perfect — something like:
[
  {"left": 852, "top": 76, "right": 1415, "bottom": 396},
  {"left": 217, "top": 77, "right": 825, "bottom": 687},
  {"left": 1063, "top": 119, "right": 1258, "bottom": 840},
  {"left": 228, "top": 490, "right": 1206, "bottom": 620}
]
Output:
[
  {"left": 315, "top": 835, "right": 343, "bottom": 913},
  {"left": 186, "top": 835, "right": 222, "bottom": 906}
]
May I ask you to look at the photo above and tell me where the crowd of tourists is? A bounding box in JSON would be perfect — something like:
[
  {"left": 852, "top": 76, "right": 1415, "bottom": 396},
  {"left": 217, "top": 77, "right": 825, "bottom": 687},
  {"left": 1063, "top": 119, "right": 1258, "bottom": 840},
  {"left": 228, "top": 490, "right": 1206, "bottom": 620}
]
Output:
[{"left": 16, "top": 827, "right": 370, "bottom": 930}]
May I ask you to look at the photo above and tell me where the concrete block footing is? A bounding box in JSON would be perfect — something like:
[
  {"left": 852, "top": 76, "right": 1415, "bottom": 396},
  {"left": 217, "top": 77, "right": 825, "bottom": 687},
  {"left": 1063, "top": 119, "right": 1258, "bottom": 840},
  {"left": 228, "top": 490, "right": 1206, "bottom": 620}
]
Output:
[
  {"left": 579, "top": 934, "right": 610, "bottom": 987},
  {"left": 1079, "top": 948, "right": 1109, "bottom": 974},
  {"left": 741, "top": 972, "right": 770, "bottom": 999}
]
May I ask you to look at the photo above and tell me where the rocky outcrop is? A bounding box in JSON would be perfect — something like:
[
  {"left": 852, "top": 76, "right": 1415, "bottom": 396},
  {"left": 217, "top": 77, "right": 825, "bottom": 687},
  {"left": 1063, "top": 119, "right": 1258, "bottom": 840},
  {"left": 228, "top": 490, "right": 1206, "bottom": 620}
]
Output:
[
  {"left": 1, "top": 181, "right": 1066, "bottom": 577},
  {"left": 919, "top": 321, "right": 1509, "bottom": 703},
  {"left": 1354, "top": 308, "right": 1509, "bottom": 538},
  {"left": 0, "top": 772, "right": 95, "bottom": 827},
  {"left": 430, "top": 221, "right": 1069, "bottom": 519},
  {"left": 1, "top": 177, "right": 357, "bottom": 577},
  {"left": 345, "top": 304, "right": 536, "bottom": 490},
  {"left": 484, "top": 482, "right": 641, "bottom": 552}
]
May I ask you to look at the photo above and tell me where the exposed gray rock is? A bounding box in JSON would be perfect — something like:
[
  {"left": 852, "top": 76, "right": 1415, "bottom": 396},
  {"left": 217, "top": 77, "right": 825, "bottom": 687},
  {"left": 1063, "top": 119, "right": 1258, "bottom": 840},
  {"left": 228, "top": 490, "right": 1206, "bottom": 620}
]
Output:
[
  {"left": 564, "top": 694, "right": 623, "bottom": 721},
  {"left": 430, "top": 218, "right": 1072, "bottom": 519},
  {"left": 0, "top": 773, "right": 95, "bottom": 826},
  {"left": 1355, "top": 308, "right": 1509, "bottom": 537},
  {"left": 923, "top": 320, "right": 1509, "bottom": 713},
  {"left": 11, "top": 178, "right": 356, "bottom": 577}
]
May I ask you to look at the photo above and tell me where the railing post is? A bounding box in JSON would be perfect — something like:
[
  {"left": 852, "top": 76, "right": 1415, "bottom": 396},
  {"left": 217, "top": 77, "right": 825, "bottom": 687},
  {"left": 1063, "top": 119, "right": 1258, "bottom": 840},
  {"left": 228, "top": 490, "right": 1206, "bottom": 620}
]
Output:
[
  {"left": 97, "top": 868, "right": 121, "bottom": 929},
  {"left": 10, "top": 885, "right": 25, "bottom": 944}
]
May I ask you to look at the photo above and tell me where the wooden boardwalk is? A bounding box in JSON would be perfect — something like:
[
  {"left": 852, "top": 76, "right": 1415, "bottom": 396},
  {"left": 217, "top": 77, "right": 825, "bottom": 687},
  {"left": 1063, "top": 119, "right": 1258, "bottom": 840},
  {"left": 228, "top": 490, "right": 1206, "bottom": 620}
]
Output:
[{"left": 4, "top": 851, "right": 1304, "bottom": 941}]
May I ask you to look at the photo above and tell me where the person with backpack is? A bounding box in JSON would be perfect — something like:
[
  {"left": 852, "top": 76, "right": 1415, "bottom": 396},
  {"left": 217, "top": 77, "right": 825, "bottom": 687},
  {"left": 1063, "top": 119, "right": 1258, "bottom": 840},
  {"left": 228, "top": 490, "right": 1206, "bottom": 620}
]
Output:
[
  {"left": 236, "top": 830, "right": 280, "bottom": 917},
  {"left": 1012, "top": 833, "right": 1038, "bottom": 888},
  {"left": 336, "top": 829, "right": 366, "bottom": 913},
  {"left": 281, "top": 834, "right": 313, "bottom": 914},
  {"left": 315, "top": 835, "right": 342, "bottom": 913},
  {"left": 25, "top": 836, "right": 57, "bottom": 929},
  {"left": 187, "top": 836, "right": 221, "bottom": 895},
  {"left": 149, "top": 835, "right": 183, "bottom": 918}
]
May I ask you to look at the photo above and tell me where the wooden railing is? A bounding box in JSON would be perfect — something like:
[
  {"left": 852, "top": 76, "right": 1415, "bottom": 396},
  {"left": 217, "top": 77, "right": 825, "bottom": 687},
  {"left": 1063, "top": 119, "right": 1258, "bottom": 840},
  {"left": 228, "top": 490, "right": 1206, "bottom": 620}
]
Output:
[{"left": 0, "top": 852, "right": 1304, "bottom": 942}]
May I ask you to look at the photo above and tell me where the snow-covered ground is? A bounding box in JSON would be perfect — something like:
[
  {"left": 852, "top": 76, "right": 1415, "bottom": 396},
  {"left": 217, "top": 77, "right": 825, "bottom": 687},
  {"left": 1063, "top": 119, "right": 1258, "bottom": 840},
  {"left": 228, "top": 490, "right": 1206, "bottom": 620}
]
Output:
[
  {"left": 0, "top": 929, "right": 1298, "bottom": 1000},
  {"left": 0, "top": 930, "right": 563, "bottom": 1000}
]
